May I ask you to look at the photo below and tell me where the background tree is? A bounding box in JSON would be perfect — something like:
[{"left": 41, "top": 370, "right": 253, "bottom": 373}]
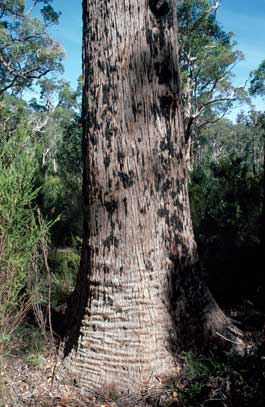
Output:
[
  {"left": 63, "top": 0, "right": 242, "bottom": 395},
  {"left": 249, "top": 60, "right": 265, "bottom": 97},
  {"left": 249, "top": 62, "right": 265, "bottom": 252},
  {"left": 0, "top": 0, "right": 82, "bottom": 339},
  {"left": 189, "top": 113, "right": 264, "bottom": 304},
  {"left": 0, "top": 0, "right": 63, "bottom": 95},
  {"left": 29, "top": 78, "right": 83, "bottom": 246},
  {"left": 0, "top": 107, "right": 52, "bottom": 340},
  {"left": 178, "top": 0, "right": 247, "bottom": 168}
]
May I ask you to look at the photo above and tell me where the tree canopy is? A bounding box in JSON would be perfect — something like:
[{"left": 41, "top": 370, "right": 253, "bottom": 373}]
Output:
[
  {"left": 178, "top": 0, "right": 247, "bottom": 142},
  {"left": 0, "top": 0, "right": 63, "bottom": 94}
]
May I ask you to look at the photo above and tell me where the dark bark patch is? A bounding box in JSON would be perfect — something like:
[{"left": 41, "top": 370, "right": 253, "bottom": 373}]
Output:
[
  {"left": 98, "top": 60, "right": 105, "bottom": 72},
  {"left": 105, "top": 117, "right": 113, "bottom": 147},
  {"left": 140, "top": 207, "right": 147, "bottom": 215},
  {"left": 161, "top": 178, "right": 172, "bottom": 193},
  {"left": 103, "top": 265, "right": 111, "bottom": 274},
  {"left": 154, "top": 168, "right": 162, "bottom": 191},
  {"left": 103, "top": 234, "right": 119, "bottom": 250},
  {"left": 87, "top": 111, "right": 94, "bottom": 129},
  {"left": 159, "top": 64, "right": 173, "bottom": 85},
  {"left": 160, "top": 137, "right": 174, "bottom": 155},
  {"left": 170, "top": 190, "right": 177, "bottom": 199},
  {"left": 132, "top": 100, "right": 137, "bottom": 119},
  {"left": 149, "top": 0, "right": 170, "bottom": 19},
  {"left": 151, "top": 102, "right": 160, "bottom": 119},
  {"left": 95, "top": 121, "right": 103, "bottom": 130},
  {"left": 175, "top": 178, "right": 182, "bottom": 192},
  {"left": 118, "top": 171, "right": 134, "bottom": 188},
  {"left": 159, "top": 29, "right": 165, "bottom": 50},
  {"left": 123, "top": 197, "right": 128, "bottom": 216},
  {"left": 160, "top": 94, "right": 174, "bottom": 111},
  {"left": 178, "top": 202, "right": 184, "bottom": 212},
  {"left": 141, "top": 153, "right": 145, "bottom": 171},
  {"left": 104, "top": 199, "right": 118, "bottom": 214},
  {"left": 90, "top": 280, "right": 101, "bottom": 287},
  {"left": 104, "top": 155, "right": 111, "bottom": 168},
  {"left": 159, "top": 94, "right": 175, "bottom": 128},
  {"left": 146, "top": 28, "right": 153, "bottom": 45},
  {"left": 107, "top": 296, "right": 114, "bottom": 306},
  {"left": 109, "top": 64, "right": 117, "bottom": 73},
  {"left": 176, "top": 150, "right": 183, "bottom": 162},
  {"left": 145, "top": 259, "right": 154, "bottom": 272},
  {"left": 169, "top": 214, "right": 182, "bottom": 231},
  {"left": 90, "top": 133, "right": 98, "bottom": 145},
  {"left": 117, "top": 150, "right": 125, "bottom": 168},
  {"left": 157, "top": 208, "right": 170, "bottom": 218},
  {"left": 102, "top": 84, "right": 109, "bottom": 105},
  {"left": 154, "top": 62, "right": 160, "bottom": 76},
  {"left": 155, "top": 61, "right": 173, "bottom": 85},
  {"left": 105, "top": 128, "right": 113, "bottom": 145}
]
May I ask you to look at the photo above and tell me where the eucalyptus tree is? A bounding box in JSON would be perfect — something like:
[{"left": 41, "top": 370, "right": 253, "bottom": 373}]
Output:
[
  {"left": 249, "top": 63, "right": 265, "bottom": 250},
  {"left": 63, "top": 0, "right": 243, "bottom": 395},
  {"left": 28, "top": 78, "right": 83, "bottom": 245},
  {"left": 0, "top": 0, "right": 63, "bottom": 94},
  {"left": 249, "top": 60, "right": 265, "bottom": 97},
  {"left": 178, "top": 0, "right": 247, "bottom": 168}
]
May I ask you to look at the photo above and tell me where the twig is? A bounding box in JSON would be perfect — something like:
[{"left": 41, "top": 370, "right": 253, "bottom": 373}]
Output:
[
  {"left": 37, "top": 208, "right": 54, "bottom": 344},
  {"left": 202, "top": 398, "right": 227, "bottom": 407},
  {"left": 215, "top": 331, "right": 242, "bottom": 345}
]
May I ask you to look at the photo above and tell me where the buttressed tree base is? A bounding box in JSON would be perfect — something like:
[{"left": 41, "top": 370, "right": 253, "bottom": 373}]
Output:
[{"left": 62, "top": 0, "right": 244, "bottom": 395}]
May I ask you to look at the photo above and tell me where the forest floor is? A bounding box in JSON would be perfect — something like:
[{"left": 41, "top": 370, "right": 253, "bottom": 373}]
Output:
[
  {"left": 1, "top": 303, "right": 265, "bottom": 407},
  {"left": 0, "top": 341, "right": 102, "bottom": 407}
]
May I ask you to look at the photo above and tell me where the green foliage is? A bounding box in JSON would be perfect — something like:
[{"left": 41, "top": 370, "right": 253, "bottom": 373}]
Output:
[
  {"left": 49, "top": 249, "right": 79, "bottom": 307},
  {"left": 0, "top": 82, "right": 82, "bottom": 343},
  {"left": 180, "top": 382, "right": 207, "bottom": 406},
  {"left": 179, "top": 350, "right": 265, "bottom": 407},
  {"left": 182, "top": 351, "right": 227, "bottom": 379},
  {"left": 11, "top": 323, "right": 46, "bottom": 367},
  {"left": 29, "top": 79, "right": 83, "bottom": 246},
  {"left": 190, "top": 115, "right": 264, "bottom": 301},
  {"left": 191, "top": 155, "right": 262, "bottom": 252},
  {"left": 0, "top": 127, "right": 50, "bottom": 336},
  {"left": 178, "top": 0, "right": 248, "bottom": 137},
  {"left": 190, "top": 117, "right": 263, "bottom": 237},
  {"left": 249, "top": 60, "right": 265, "bottom": 97},
  {"left": 0, "top": 0, "right": 63, "bottom": 94},
  {"left": 179, "top": 352, "right": 226, "bottom": 406},
  {"left": 0, "top": 94, "right": 30, "bottom": 134}
]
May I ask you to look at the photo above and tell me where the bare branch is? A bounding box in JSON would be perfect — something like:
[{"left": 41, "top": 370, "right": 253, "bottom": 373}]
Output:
[
  {"left": 25, "top": 0, "right": 39, "bottom": 16},
  {"left": 198, "top": 111, "right": 227, "bottom": 129}
]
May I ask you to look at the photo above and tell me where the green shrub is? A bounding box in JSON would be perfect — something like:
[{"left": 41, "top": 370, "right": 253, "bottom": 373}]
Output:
[
  {"left": 49, "top": 249, "right": 80, "bottom": 307},
  {"left": 0, "top": 128, "right": 51, "bottom": 339},
  {"left": 182, "top": 351, "right": 227, "bottom": 380},
  {"left": 180, "top": 352, "right": 227, "bottom": 406},
  {"left": 13, "top": 324, "right": 46, "bottom": 367}
]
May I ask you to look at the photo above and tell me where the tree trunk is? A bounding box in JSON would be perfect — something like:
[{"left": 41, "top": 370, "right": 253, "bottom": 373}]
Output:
[
  {"left": 255, "top": 127, "right": 265, "bottom": 265},
  {"left": 63, "top": 0, "right": 243, "bottom": 395}
]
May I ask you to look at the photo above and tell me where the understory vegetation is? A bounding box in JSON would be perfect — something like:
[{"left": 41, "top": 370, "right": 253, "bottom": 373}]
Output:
[{"left": 0, "top": 0, "right": 265, "bottom": 406}]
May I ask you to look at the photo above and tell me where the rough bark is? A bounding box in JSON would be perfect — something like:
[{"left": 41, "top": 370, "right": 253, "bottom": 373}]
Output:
[{"left": 62, "top": 0, "right": 243, "bottom": 395}]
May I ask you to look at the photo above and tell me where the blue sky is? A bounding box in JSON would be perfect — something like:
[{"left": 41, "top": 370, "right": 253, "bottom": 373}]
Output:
[
  {"left": 218, "top": 0, "right": 265, "bottom": 118},
  {"left": 49, "top": 0, "right": 82, "bottom": 89},
  {"left": 50, "top": 0, "right": 265, "bottom": 118}
]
